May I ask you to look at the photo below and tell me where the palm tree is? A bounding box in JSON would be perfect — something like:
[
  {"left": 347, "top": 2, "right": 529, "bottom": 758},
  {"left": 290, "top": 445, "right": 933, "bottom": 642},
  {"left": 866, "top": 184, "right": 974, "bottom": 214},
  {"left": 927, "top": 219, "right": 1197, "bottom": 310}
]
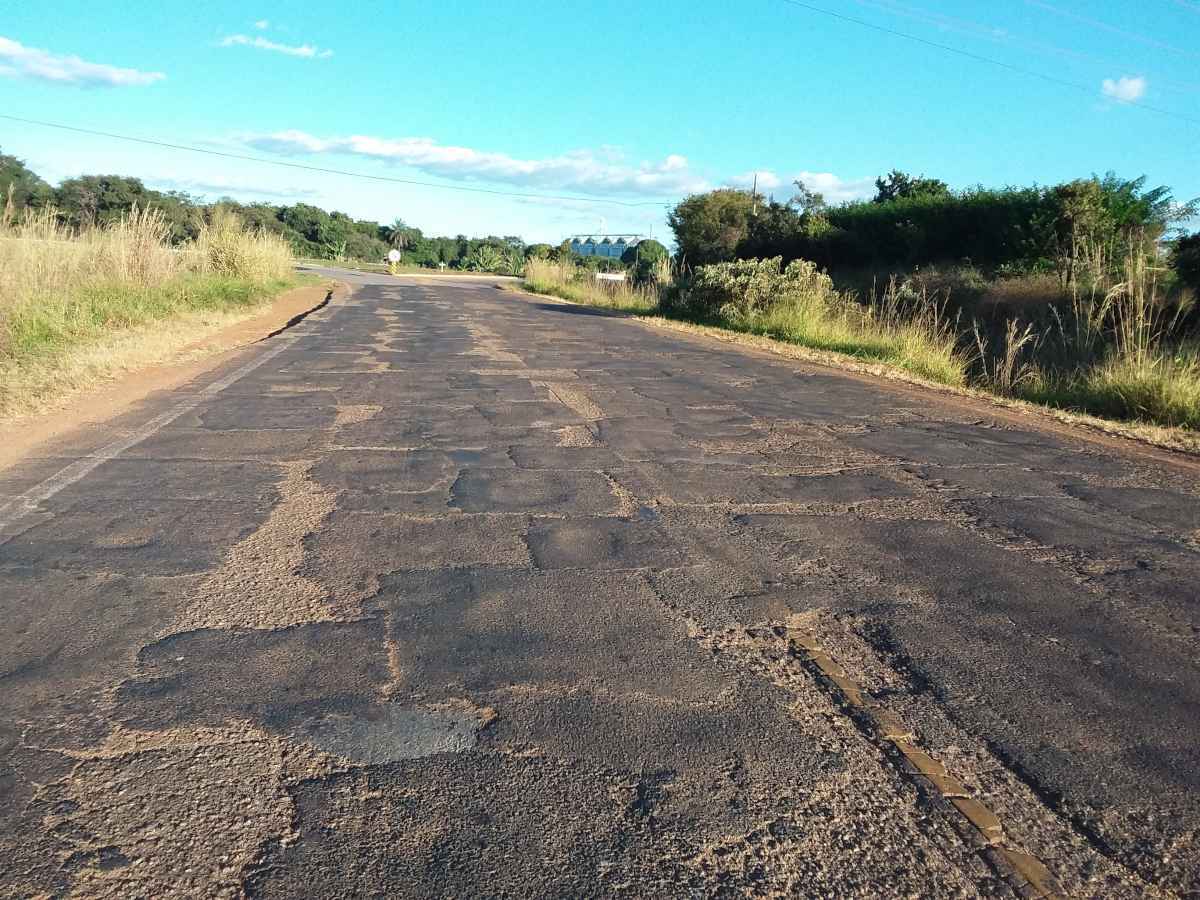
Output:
[{"left": 388, "top": 219, "right": 410, "bottom": 260}]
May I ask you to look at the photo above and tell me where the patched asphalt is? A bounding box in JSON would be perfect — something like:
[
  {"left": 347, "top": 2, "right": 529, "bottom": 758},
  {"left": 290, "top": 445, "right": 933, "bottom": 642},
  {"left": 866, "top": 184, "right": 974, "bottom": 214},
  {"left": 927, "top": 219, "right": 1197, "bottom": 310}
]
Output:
[{"left": 2, "top": 270, "right": 1199, "bottom": 898}]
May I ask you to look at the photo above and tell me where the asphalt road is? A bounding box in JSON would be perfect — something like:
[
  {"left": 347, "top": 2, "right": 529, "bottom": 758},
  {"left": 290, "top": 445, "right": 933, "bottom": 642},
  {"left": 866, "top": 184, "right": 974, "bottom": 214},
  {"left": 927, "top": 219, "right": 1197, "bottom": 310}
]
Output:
[{"left": 2, "top": 269, "right": 1199, "bottom": 898}]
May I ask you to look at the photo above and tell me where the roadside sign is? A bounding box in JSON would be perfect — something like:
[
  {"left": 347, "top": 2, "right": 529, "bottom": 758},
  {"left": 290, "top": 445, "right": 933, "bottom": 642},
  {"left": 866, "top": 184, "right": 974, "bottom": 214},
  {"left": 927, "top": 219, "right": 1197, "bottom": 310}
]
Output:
[{"left": 387, "top": 249, "right": 401, "bottom": 263}]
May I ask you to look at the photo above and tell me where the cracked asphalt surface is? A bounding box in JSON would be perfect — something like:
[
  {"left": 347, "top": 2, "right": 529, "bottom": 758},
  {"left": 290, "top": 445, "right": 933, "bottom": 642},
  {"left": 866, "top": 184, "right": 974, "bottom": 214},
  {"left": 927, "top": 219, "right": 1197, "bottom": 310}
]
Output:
[{"left": 2, "top": 269, "right": 1199, "bottom": 898}]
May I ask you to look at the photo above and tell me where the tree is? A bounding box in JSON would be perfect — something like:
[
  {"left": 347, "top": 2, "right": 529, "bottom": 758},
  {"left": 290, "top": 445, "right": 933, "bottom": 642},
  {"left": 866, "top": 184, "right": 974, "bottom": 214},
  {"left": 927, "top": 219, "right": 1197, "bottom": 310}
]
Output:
[
  {"left": 385, "top": 219, "right": 423, "bottom": 257},
  {"left": 1093, "top": 172, "right": 1198, "bottom": 241},
  {"left": 667, "top": 189, "right": 756, "bottom": 266},
  {"left": 873, "top": 169, "right": 951, "bottom": 204},
  {"left": 1172, "top": 232, "right": 1200, "bottom": 296},
  {"left": 1046, "top": 174, "right": 1197, "bottom": 285},
  {"left": 53, "top": 175, "right": 201, "bottom": 241},
  {"left": 525, "top": 243, "right": 553, "bottom": 260},
  {"left": 55, "top": 175, "right": 147, "bottom": 227},
  {"left": 791, "top": 179, "right": 826, "bottom": 214},
  {"left": 622, "top": 238, "right": 669, "bottom": 280},
  {"left": 622, "top": 238, "right": 667, "bottom": 267},
  {"left": 0, "top": 150, "right": 52, "bottom": 210}
]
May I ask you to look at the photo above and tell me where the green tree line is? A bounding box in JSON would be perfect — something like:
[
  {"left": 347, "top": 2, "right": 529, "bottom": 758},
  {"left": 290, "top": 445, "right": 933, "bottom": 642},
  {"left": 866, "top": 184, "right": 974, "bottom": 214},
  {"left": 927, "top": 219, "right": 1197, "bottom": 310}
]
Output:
[
  {"left": 668, "top": 170, "right": 1200, "bottom": 292},
  {"left": 1, "top": 150, "right": 552, "bottom": 272}
]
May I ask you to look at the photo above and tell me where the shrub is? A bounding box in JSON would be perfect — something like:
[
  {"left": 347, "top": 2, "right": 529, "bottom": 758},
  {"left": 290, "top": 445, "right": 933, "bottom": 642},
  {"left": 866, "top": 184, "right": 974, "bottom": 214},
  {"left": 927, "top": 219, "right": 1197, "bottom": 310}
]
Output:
[
  {"left": 667, "top": 257, "right": 836, "bottom": 319},
  {"left": 464, "top": 244, "right": 524, "bottom": 275},
  {"left": 667, "top": 189, "right": 757, "bottom": 266},
  {"left": 193, "top": 209, "right": 293, "bottom": 282},
  {"left": 1173, "top": 233, "right": 1200, "bottom": 296}
]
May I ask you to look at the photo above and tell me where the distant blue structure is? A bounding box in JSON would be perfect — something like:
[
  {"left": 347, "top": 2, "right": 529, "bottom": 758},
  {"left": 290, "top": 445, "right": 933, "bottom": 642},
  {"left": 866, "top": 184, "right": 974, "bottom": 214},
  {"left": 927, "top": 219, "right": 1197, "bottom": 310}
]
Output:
[{"left": 568, "top": 234, "right": 646, "bottom": 259}]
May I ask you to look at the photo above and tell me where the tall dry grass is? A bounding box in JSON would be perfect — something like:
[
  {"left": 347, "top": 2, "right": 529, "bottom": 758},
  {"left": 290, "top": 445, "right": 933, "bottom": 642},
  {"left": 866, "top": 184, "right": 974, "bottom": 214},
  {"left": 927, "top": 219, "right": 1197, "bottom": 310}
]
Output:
[
  {"left": 523, "top": 257, "right": 660, "bottom": 314},
  {"left": 0, "top": 203, "right": 294, "bottom": 416},
  {"left": 724, "top": 274, "right": 969, "bottom": 387},
  {"left": 190, "top": 207, "right": 293, "bottom": 282},
  {"left": 1017, "top": 246, "right": 1200, "bottom": 428},
  {"left": 1, "top": 205, "right": 181, "bottom": 304}
]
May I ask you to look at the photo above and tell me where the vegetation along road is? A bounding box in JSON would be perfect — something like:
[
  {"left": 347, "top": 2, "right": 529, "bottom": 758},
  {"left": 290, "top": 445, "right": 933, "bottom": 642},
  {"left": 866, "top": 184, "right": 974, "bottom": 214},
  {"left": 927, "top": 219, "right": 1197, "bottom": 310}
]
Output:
[{"left": 2, "top": 268, "right": 1199, "bottom": 898}]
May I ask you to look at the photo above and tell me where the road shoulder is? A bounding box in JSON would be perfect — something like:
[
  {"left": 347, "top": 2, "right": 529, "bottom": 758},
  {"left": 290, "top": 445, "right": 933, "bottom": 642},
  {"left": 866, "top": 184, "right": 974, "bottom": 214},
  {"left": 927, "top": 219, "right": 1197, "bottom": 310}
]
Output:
[{"left": 0, "top": 280, "right": 345, "bottom": 472}]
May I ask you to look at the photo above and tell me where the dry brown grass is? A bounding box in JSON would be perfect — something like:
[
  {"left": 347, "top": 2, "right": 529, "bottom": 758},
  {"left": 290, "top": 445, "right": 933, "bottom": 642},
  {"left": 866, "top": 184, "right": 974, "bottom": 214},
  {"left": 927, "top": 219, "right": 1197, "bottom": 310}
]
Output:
[
  {"left": 523, "top": 258, "right": 660, "bottom": 314},
  {"left": 977, "top": 273, "right": 1065, "bottom": 311},
  {"left": 0, "top": 305, "right": 282, "bottom": 420},
  {"left": 0, "top": 204, "right": 296, "bottom": 418}
]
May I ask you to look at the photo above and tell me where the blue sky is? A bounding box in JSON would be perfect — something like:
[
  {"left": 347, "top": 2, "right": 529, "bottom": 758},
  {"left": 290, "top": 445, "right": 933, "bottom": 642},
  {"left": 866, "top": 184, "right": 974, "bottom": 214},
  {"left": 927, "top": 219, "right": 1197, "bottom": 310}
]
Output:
[{"left": 2, "top": 0, "right": 1198, "bottom": 242}]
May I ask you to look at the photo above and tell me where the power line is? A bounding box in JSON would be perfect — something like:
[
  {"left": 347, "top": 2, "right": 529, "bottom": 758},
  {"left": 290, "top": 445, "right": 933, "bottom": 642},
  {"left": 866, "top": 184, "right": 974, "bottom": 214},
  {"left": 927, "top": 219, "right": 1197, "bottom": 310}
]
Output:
[
  {"left": 1027, "top": 0, "right": 1199, "bottom": 61},
  {"left": 855, "top": 0, "right": 1200, "bottom": 96},
  {"left": 0, "top": 114, "right": 674, "bottom": 208},
  {"left": 776, "top": 0, "right": 1200, "bottom": 126}
]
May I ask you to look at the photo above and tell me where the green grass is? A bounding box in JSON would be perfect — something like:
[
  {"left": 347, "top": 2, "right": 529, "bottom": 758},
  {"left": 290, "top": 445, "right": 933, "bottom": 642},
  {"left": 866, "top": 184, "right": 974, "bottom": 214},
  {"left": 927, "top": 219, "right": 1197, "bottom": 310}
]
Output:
[
  {"left": 524, "top": 259, "right": 659, "bottom": 314},
  {"left": 2, "top": 274, "right": 298, "bottom": 363},
  {"left": 297, "top": 257, "right": 389, "bottom": 273},
  {"left": 719, "top": 297, "right": 968, "bottom": 387},
  {"left": 1020, "top": 346, "right": 1200, "bottom": 430}
]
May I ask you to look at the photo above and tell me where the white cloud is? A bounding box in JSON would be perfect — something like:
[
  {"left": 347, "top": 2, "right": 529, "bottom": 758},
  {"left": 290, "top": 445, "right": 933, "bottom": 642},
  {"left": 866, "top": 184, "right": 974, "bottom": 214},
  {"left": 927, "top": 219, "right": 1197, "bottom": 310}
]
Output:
[
  {"left": 793, "top": 171, "right": 876, "bottom": 204},
  {"left": 726, "top": 169, "right": 875, "bottom": 204},
  {"left": 254, "top": 20, "right": 270, "bottom": 30},
  {"left": 0, "top": 35, "right": 164, "bottom": 87},
  {"left": 1101, "top": 75, "right": 1147, "bottom": 103},
  {"left": 149, "top": 174, "right": 319, "bottom": 199},
  {"left": 220, "top": 35, "right": 333, "bottom": 59},
  {"left": 728, "top": 170, "right": 784, "bottom": 190},
  {"left": 242, "top": 130, "right": 710, "bottom": 196}
]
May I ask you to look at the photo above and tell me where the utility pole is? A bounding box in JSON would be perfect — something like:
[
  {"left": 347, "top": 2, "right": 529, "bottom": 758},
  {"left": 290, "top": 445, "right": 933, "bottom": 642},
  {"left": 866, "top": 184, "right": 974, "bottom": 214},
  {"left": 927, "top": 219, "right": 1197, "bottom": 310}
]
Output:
[{"left": 751, "top": 172, "right": 759, "bottom": 216}]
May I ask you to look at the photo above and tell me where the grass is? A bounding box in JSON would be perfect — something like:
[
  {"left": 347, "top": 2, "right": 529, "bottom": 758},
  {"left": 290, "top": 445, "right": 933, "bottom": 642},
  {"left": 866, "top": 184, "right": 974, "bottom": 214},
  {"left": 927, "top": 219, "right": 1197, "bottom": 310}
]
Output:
[
  {"left": 524, "top": 258, "right": 660, "bottom": 314},
  {"left": 518, "top": 251, "right": 1200, "bottom": 439},
  {"left": 296, "top": 257, "right": 522, "bottom": 276},
  {"left": 717, "top": 279, "right": 968, "bottom": 387},
  {"left": 296, "top": 257, "right": 389, "bottom": 273},
  {"left": 1021, "top": 343, "right": 1200, "bottom": 429},
  {"left": 524, "top": 257, "right": 966, "bottom": 385},
  {"left": 0, "top": 203, "right": 297, "bottom": 418}
]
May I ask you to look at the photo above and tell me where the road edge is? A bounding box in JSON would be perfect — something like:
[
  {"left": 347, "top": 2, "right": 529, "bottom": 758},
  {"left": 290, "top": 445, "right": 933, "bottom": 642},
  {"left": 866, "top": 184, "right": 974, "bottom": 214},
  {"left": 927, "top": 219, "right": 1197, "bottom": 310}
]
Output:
[
  {"left": 0, "top": 279, "right": 349, "bottom": 472},
  {"left": 503, "top": 283, "right": 1200, "bottom": 470}
]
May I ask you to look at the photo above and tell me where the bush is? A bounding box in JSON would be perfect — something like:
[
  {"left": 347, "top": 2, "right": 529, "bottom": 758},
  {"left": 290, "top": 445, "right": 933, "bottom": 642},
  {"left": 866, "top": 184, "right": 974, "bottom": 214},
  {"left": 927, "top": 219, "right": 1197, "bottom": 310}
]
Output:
[
  {"left": 194, "top": 209, "right": 293, "bottom": 282},
  {"left": 464, "top": 244, "right": 524, "bottom": 275},
  {"left": 1173, "top": 233, "right": 1200, "bottom": 296},
  {"left": 667, "top": 257, "right": 836, "bottom": 319},
  {"left": 670, "top": 174, "right": 1193, "bottom": 278},
  {"left": 667, "top": 189, "right": 756, "bottom": 266}
]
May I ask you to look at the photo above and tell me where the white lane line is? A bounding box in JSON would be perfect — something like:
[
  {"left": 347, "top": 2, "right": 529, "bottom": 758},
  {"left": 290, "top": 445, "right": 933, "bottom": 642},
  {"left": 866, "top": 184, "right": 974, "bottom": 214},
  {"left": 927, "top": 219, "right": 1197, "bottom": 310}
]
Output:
[{"left": 0, "top": 337, "right": 298, "bottom": 532}]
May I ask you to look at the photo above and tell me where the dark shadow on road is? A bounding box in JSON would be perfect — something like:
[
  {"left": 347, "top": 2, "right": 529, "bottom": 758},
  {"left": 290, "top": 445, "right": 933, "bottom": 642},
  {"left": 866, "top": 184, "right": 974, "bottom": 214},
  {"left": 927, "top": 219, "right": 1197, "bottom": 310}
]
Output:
[{"left": 528, "top": 302, "right": 630, "bottom": 318}]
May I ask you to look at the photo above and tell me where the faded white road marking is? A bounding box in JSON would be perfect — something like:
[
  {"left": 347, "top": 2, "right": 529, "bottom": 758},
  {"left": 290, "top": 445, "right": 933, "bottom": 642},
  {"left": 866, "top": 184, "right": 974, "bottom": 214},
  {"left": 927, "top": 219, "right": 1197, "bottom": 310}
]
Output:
[{"left": 0, "top": 338, "right": 298, "bottom": 532}]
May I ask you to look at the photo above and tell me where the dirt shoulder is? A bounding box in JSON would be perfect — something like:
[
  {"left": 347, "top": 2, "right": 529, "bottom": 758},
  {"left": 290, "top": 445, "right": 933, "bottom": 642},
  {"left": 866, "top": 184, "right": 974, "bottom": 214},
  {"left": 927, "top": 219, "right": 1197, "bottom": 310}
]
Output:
[{"left": 0, "top": 281, "right": 343, "bottom": 471}]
